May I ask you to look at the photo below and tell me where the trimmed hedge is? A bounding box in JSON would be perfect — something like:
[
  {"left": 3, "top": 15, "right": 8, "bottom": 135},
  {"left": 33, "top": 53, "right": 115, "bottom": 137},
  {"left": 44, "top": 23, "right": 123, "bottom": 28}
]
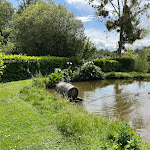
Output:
[
  {"left": 0, "top": 45, "right": 4, "bottom": 79},
  {"left": 1, "top": 55, "right": 80, "bottom": 82},
  {"left": 112, "top": 58, "right": 135, "bottom": 72},
  {"left": 1, "top": 55, "right": 136, "bottom": 82},
  {"left": 93, "top": 59, "right": 119, "bottom": 72}
]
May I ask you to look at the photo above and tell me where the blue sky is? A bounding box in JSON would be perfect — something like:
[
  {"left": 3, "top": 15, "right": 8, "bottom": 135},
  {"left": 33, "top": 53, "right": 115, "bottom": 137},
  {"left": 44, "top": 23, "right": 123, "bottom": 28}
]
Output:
[{"left": 8, "top": 0, "right": 150, "bottom": 51}]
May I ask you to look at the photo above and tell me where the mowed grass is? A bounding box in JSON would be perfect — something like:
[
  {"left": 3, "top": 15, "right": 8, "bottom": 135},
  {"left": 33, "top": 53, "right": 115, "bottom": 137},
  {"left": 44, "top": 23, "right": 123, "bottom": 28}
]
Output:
[
  {"left": 0, "top": 80, "right": 78, "bottom": 149},
  {"left": 0, "top": 79, "right": 150, "bottom": 149},
  {"left": 0, "top": 79, "right": 32, "bottom": 98}
]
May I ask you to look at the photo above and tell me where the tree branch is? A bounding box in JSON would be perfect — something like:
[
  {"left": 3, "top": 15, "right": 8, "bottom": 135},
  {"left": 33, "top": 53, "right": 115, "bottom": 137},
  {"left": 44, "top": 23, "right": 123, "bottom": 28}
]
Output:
[
  {"left": 117, "top": 0, "right": 120, "bottom": 17},
  {"left": 108, "top": 0, "right": 119, "bottom": 15}
]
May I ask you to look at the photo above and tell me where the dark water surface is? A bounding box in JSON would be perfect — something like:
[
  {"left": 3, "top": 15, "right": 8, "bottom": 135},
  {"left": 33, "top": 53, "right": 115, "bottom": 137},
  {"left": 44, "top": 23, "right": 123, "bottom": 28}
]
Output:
[
  {"left": 72, "top": 80, "right": 150, "bottom": 142},
  {"left": 48, "top": 80, "right": 150, "bottom": 142}
]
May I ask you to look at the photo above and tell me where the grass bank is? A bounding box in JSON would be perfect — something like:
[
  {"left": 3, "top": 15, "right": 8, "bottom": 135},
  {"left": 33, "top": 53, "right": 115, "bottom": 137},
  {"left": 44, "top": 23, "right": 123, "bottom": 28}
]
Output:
[
  {"left": 106, "top": 72, "right": 150, "bottom": 79},
  {"left": 0, "top": 79, "right": 150, "bottom": 149}
]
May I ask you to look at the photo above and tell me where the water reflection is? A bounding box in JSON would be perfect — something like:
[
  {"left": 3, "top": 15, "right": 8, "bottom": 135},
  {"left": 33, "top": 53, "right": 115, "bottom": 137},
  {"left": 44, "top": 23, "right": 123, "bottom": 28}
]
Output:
[{"left": 72, "top": 80, "right": 150, "bottom": 142}]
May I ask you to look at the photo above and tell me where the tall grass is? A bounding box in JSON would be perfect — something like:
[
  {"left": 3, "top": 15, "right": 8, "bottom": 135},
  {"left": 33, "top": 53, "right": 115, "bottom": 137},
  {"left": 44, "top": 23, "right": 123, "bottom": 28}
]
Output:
[
  {"left": 0, "top": 79, "right": 150, "bottom": 149},
  {"left": 19, "top": 83, "right": 150, "bottom": 149}
]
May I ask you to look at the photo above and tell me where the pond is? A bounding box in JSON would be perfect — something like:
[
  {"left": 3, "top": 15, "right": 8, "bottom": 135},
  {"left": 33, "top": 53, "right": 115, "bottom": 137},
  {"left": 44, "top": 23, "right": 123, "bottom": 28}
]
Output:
[{"left": 49, "top": 80, "right": 150, "bottom": 142}]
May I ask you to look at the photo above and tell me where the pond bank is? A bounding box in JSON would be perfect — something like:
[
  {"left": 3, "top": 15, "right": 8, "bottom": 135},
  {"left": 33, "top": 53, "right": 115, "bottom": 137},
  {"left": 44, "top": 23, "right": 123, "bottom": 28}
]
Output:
[
  {"left": 0, "top": 79, "right": 150, "bottom": 149},
  {"left": 105, "top": 72, "right": 150, "bottom": 79},
  {"left": 71, "top": 79, "right": 150, "bottom": 142}
]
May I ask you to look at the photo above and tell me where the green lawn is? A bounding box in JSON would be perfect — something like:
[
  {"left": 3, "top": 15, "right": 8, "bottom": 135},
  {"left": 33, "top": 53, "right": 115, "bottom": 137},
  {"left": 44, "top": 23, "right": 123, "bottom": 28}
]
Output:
[
  {"left": 0, "top": 79, "right": 150, "bottom": 149},
  {"left": 0, "top": 80, "right": 77, "bottom": 149}
]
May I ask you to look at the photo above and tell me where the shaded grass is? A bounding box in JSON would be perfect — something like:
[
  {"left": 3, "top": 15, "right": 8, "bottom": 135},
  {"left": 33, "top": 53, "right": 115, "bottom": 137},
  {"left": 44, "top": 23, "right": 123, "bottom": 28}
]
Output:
[{"left": 0, "top": 79, "right": 150, "bottom": 149}]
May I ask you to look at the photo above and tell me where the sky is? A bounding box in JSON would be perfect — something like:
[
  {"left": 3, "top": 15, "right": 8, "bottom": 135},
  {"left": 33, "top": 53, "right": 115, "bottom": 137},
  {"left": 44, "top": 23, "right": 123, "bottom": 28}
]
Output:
[{"left": 8, "top": 0, "right": 150, "bottom": 51}]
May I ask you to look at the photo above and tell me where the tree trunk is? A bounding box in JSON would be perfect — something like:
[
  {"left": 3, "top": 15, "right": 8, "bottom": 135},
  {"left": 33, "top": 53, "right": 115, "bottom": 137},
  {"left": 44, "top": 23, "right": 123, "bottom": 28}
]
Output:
[
  {"left": 117, "top": 27, "right": 123, "bottom": 58},
  {"left": 0, "top": 29, "right": 3, "bottom": 37},
  {"left": 117, "top": 0, "right": 127, "bottom": 58}
]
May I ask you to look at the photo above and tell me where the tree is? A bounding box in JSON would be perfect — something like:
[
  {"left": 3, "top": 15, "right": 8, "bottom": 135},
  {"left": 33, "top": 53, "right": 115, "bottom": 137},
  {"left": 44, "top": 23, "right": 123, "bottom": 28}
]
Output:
[
  {"left": 89, "top": 0, "right": 150, "bottom": 57},
  {"left": 16, "top": 0, "right": 38, "bottom": 14},
  {"left": 134, "top": 48, "right": 150, "bottom": 72},
  {"left": 10, "top": 1, "right": 85, "bottom": 57},
  {"left": 82, "top": 38, "right": 97, "bottom": 60},
  {"left": 93, "top": 48, "right": 113, "bottom": 59},
  {"left": 0, "top": 0, "right": 14, "bottom": 44}
]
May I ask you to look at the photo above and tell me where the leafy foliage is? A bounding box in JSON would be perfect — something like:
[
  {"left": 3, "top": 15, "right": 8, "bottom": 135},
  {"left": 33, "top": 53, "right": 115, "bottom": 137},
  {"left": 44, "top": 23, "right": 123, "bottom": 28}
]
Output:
[
  {"left": 45, "top": 67, "right": 73, "bottom": 88},
  {"left": 117, "top": 123, "right": 142, "bottom": 149},
  {"left": 112, "top": 57, "right": 135, "bottom": 72},
  {"left": 46, "top": 72, "right": 63, "bottom": 88},
  {"left": 1, "top": 55, "right": 80, "bottom": 82},
  {"left": 93, "top": 49, "right": 114, "bottom": 59},
  {"left": 10, "top": 1, "right": 85, "bottom": 57},
  {"left": 73, "top": 61, "right": 105, "bottom": 81},
  {"left": 0, "top": 0, "right": 14, "bottom": 44},
  {"left": 93, "top": 59, "right": 119, "bottom": 72},
  {"left": 134, "top": 49, "right": 150, "bottom": 73},
  {"left": 89, "top": 0, "right": 150, "bottom": 56},
  {"left": 0, "top": 43, "right": 4, "bottom": 79},
  {"left": 16, "top": 0, "right": 38, "bottom": 14},
  {"left": 82, "top": 38, "right": 97, "bottom": 60}
]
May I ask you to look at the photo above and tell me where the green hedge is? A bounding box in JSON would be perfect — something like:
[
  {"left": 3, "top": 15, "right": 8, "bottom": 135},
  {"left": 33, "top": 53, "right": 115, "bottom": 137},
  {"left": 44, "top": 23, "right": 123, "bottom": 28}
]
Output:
[
  {"left": 1, "top": 55, "right": 136, "bottom": 82},
  {"left": 1, "top": 55, "right": 80, "bottom": 82},
  {"left": 93, "top": 58, "right": 135, "bottom": 72},
  {"left": 112, "top": 58, "right": 135, "bottom": 72},
  {"left": 0, "top": 44, "right": 4, "bottom": 79},
  {"left": 93, "top": 59, "right": 119, "bottom": 72}
]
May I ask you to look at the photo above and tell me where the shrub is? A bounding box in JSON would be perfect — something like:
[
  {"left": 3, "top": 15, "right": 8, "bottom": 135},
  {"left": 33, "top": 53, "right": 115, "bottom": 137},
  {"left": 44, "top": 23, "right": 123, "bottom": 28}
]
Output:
[
  {"left": 32, "top": 77, "right": 46, "bottom": 88},
  {"left": 73, "top": 61, "right": 105, "bottom": 81},
  {"left": 1, "top": 55, "right": 80, "bottom": 82},
  {"left": 117, "top": 122, "right": 142, "bottom": 149},
  {"left": 112, "top": 57, "right": 135, "bottom": 72},
  {"left": 46, "top": 72, "right": 64, "bottom": 88},
  {"left": 93, "top": 59, "right": 119, "bottom": 72},
  {"left": 134, "top": 49, "right": 150, "bottom": 73},
  {"left": 10, "top": 1, "right": 85, "bottom": 57},
  {"left": 0, "top": 43, "right": 4, "bottom": 79}
]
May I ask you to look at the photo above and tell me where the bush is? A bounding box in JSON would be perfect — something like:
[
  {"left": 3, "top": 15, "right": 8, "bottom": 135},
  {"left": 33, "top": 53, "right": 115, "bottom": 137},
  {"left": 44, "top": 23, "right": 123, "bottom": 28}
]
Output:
[
  {"left": 1, "top": 55, "right": 80, "bottom": 82},
  {"left": 46, "top": 72, "right": 64, "bottom": 88},
  {"left": 93, "top": 59, "right": 119, "bottom": 72},
  {"left": 112, "top": 57, "right": 135, "bottom": 72},
  {"left": 0, "top": 43, "right": 4, "bottom": 79},
  {"left": 73, "top": 61, "right": 105, "bottom": 81},
  {"left": 10, "top": 1, "right": 85, "bottom": 57},
  {"left": 134, "top": 49, "right": 150, "bottom": 73},
  {"left": 117, "top": 122, "right": 142, "bottom": 149}
]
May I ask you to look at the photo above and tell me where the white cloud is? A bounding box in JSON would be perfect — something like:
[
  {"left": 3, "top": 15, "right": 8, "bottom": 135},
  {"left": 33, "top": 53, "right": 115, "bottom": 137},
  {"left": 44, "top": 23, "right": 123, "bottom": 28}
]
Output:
[
  {"left": 129, "top": 36, "right": 150, "bottom": 50},
  {"left": 85, "top": 28, "right": 119, "bottom": 51},
  {"left": 76, "top": 15, "right": 94, "bottom": 22},
  {"left": 85, "top": 28, "right": 150, "bottom": 51},
  {"left": 65, "top": 0, "right": 150, "bottom": 50},
  {"left": 66, "top": 0, "right": 88, "bottom": 5},
  {"left": 65, "top": 0, "right": 94, "bottom": 13}
]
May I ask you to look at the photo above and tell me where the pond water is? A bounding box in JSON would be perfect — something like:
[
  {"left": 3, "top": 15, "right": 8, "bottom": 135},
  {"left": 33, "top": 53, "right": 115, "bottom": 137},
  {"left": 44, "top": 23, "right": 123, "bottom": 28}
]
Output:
[{"left": 49, "top": 80, "right": 150, "bottom": 142}]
